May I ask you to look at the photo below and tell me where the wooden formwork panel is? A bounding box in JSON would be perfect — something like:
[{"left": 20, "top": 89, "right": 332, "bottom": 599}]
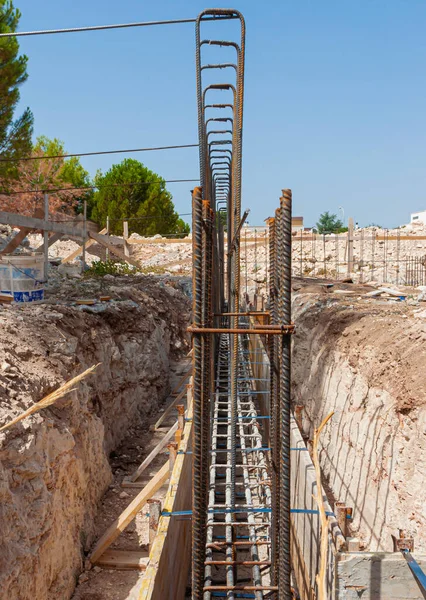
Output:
[{"left": 138, "top": 381, "right": 193, "bottom": 600}]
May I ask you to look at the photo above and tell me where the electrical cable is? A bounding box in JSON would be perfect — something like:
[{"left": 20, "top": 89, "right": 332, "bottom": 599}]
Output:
[
  {"left": 0, "top": 15, "right": 237, "bottom": 38},
  {"left": 0, "top": 179, "right": 199, "bottom": 195},
  {"left": 0, "top": 144, "right": 198, "bottom": 163}
]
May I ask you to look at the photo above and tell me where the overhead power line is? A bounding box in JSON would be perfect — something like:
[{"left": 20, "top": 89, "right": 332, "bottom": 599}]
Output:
[
  {"left": 0, "top": 179, "right": 200, "bottom": 196},
  {"left": 0, "top": 144, "right": 199, "bottom": 163},
  {"left": 0, "top": 15, "right": 237, "bottom": 38}
]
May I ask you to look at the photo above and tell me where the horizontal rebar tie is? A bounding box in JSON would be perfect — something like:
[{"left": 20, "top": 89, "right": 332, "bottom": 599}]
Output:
[
  {"left": 161, "top": 508, "right": 338, "bottom": 517},
  {"left": 187, "top": 325, "right": 295, "bottom": 335}
]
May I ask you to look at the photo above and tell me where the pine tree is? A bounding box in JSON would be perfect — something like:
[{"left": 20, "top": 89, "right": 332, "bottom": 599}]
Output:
[
  {"left": 0, "top": 0, "right": 34, "bottom": 180},
  {"left": 91, "top": 159, "right": 190, "bottom": 236}
]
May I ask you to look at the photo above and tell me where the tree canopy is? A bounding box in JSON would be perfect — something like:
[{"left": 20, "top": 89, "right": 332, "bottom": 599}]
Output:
[
  {"left": 90, "top": 159, "right": 189, "bottom": 236},
  {"left": 315, "top": 211, "right": 345, "bottom": 234},
  {"left": 0, "top": 136, "right": 92, "bottom": 215},
  {"left": 0, "top": 0, "right": 33, "bottom": 180}
]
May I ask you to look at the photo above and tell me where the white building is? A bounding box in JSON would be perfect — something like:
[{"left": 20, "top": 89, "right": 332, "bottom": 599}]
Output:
[{"left": 411, "top": 210, "right": 426, "bottom": 225}]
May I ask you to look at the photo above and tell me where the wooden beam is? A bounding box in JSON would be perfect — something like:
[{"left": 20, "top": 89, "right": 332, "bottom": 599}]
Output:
[
  {"left": 152, "top": 385, "right": 188, "bottom": 431},
  {"left": 128, "top": 422, "right": 178, "bottom": 483},
  {"left": 0, "top": 207, "right": 44, "bottom": 255},
  {"left": 90, "top": 461, "right": 170, "bottom": 564},
  {"left": 37, "top": 231, "right": 64, "bottom": 254},
  {"left": 89, "top": 231, "right": 140, "bottom": 268},
  {"left": 127, "top": 238, "right": 192, "bottom": 245},
  {"left": 61, "top": 227, "right": 106, "bottom": 263},
  {"left": 95, "top": 549, "right": 149, "bottom": 570},
  {"left": 0, "top": 210, "right": 86, "bottom": 238}
]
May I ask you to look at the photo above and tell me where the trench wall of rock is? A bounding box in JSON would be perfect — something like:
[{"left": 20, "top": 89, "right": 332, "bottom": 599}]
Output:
[
  {"left": 292, "top": 292, "right": 426, "bottom": 553},
  {"left": 0, "top": 277, "right": 190, "bottom": 599}
]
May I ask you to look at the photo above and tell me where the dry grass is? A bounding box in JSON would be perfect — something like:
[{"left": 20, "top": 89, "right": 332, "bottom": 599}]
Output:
[{"left": 0, "top": 364, "right": 100, "bottom": 433}]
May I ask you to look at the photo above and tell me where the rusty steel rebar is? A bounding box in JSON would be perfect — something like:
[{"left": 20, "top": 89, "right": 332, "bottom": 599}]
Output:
[{"left": 279, "top": 190, "right": 292, "bottom": 600}]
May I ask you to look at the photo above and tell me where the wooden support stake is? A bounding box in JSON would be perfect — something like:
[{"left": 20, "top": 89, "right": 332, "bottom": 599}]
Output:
[
  {"left": 82, "top": 200, "right": 87, "bottom": 274},
  {"left": 147, "top": 498, "right": 162, "bottom": 550},
  {"left": 43, "top": 193, "right": 49, "bottom": 283},
  {"left": 128, "top": 422, "right": 178, "bottom": 483},
  {"left": 313, "top": 411, "right": 334, "bottom": 600},
  {"left": 335, "top": 501, "right": 349, "bottom": 538},
  {"left": 152, "top": 383, "right": 189, "bottom": 431},
  {"left": 347, "top": 217, "right": 354, "bottom": 276},
  {"left": 88, "top": 231, "right": 140, "bottom": 268},
  {"left": 123, "top": 220, "right": 130, "bottom": 257},
  {"left": 62, "top": 227, "right": 107, "bottom": 264},
  {"left": 95, "top": 549, "right": 149, "bottom": 571},
  {"left": 106, "top": 216, "right": 110, "bottom": 260},
  {"left": 90, "top": 461, "right": 169, "bottom": 564}
]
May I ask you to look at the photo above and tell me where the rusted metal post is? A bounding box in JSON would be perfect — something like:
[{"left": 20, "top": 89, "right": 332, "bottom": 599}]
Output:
[
  {"left": 177, "top": 404, "right": 185, "bottom": 431},
  {"left": 147, "top": 498, "right": 161, "bottom": 550}
]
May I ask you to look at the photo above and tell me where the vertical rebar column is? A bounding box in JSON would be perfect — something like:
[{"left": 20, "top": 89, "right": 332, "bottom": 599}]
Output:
[
  {"left": 192, "top": 186, "right": 207, "bottom": 600},
  {"left": 202, "top": 200, "right": 213, "bottom": 512},
  {"left": 268, "top": 216, "right": 279, "bottom": 590},
  {"left": 279, "top": 189, "right": 292, "bottom": 600}
]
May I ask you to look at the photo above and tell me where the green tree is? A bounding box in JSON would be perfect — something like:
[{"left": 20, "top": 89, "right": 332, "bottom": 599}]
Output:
[
  {"left": 316, "top": 211, "right": 344, "bottom": 234},
  {"left": 90, "top": 159, "right": 189, "bottom": 236},
  {"left": 0, "top": 0, "right": 33, "bottom": 180}
]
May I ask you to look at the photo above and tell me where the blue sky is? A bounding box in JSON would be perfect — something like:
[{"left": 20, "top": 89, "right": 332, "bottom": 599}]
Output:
[{"left": 15, "top": 0, "right": 426, "bottom": 228}]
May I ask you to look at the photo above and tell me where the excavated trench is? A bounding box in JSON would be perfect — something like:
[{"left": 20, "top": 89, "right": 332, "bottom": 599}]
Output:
[
  {"left": 0, "top": 274, "right": 190, "bottom": 600},
  {"left": 1, "top": 273, "right": 426, "bottom": 599},
  {"left": 291, "top": 280, "right": 426, "bottom": 554}
]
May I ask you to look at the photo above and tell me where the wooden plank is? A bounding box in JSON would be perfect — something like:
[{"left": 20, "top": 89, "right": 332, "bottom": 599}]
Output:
[
  {"left": 127, "top": 238, "right": 192, "bottom": 245},
  {"left": 36, "top": 231, "right": 64, "bottom": 254},
  {"left": 90, "top": 461, "right": 170, "bottom": 564},
  {"left": 95, "top": 549, "right": 149, "bottom": 570},
  {"left": 0, "top": 207, "right": 44, "bottom": 255},
  {"left": 152, "top": 385, "right": 188, "bottom": 431},
  {"left": 61, "top": 227, "right": 106, "bottom": 263},
  {"left": 138, "top": 380, "right": 193, "bottom": 600},
  {"left": 89, "top": 231, "right": 141, "bottom": 268},
  {"left": 128, "top": 422, "right": 178, "bottom": 483},
  {"left": 0, "top": 210, "right": 86, "bottom": 238}
]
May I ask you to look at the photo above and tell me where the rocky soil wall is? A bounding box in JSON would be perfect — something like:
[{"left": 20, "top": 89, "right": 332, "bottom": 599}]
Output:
[
  {"left": 292, "top": 283, "right": 426, "bottom": 552},
  {"left": 0, "top": 274, "right": 190, "bottom": 599}
]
